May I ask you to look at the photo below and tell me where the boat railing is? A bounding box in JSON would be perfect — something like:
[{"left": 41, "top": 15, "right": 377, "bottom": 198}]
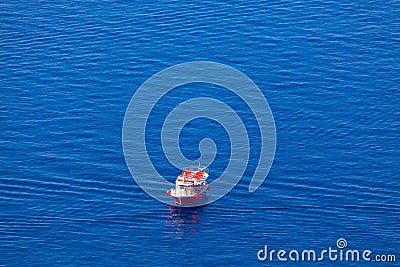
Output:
[{"left": 173, "top": 186, "right": 194, "bottom": 196}]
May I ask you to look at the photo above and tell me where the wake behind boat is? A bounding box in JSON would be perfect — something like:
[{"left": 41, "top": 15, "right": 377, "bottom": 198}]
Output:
[{"left": 166, "top": 166, "right": 210, "bottom": 206}]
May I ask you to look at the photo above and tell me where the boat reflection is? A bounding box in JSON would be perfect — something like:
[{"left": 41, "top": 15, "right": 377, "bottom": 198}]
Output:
[{"left": 164, "top": 204, "right": 206, "bottom": 239}]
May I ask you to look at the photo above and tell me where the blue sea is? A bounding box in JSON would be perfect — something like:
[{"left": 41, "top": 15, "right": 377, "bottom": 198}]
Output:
[{"left": 1, "top": 0, "right": 399, "bottom": 266}]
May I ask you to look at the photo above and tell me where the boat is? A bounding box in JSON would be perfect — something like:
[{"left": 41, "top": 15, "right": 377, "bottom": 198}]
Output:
[{"left": 166, "top": 166, "right": 210, "bottom": 206}]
